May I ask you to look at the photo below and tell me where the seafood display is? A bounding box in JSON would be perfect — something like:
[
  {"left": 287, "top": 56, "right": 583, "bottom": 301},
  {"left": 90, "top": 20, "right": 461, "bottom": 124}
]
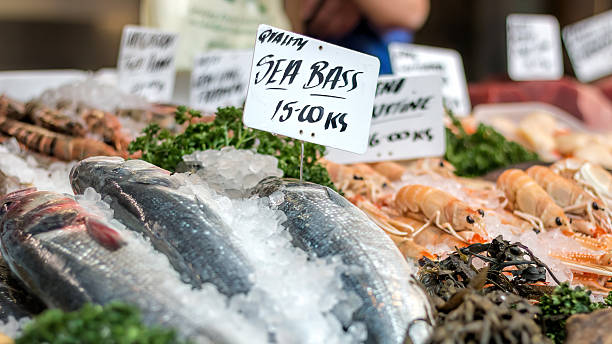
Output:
[
  {"left": 0, "top": 188, "right": 263, "bottom": 343},
  {"left": 253, "top": 178, "right": 434, "bottom": 344},
  {"left": 485, "top": 110, "right": 612, "bottom": 168},
  {"left": 70, "top": 157, "right": 253, "bottom": 295},
  {"left": 323, "top": 156, "right": 612, "bottom": 294},
  {"left": 0, "top": 93, "right": 611, "bottom": 343}
]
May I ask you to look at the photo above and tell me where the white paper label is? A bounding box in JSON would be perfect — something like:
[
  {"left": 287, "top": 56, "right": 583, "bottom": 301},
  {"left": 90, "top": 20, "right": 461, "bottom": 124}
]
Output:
[
  {"left": 563, "top": 10, "right": 612, "bottom": 82},
  {"left": 117, "top": 25, "right": 179, "bottom": 102},
  {"left": 388, "top": 43, "right": 471, "bottom": 116},
  {"left": 190, "top": 50, "right": 253, "bottom": 113},
  {"left": 506, "top": 14, "right": 563, "bottom": 81},
  {"left": 243, "top": 25, "right": 380, "bottom": 154},
  {"left": 326, "top": 75, "right": 445, "bottom": 164}
]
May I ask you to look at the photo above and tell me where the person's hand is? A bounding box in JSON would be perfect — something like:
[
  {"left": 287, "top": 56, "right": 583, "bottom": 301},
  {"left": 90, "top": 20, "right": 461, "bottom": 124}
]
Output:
[{"left": 300, "top": 0, "right": 362, "bottom": 40}]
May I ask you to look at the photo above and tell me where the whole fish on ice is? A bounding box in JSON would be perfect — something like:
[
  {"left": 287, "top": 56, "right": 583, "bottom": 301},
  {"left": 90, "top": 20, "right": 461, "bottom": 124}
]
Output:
[
  {"left": 70, "top": 157, "right": 252, "bottom": 295},
  {"left": 253, "top": 178, "right": 434, "bottom": 344},
  {"left": 0, "top": 188, "right": 263, "bottom": 343}
]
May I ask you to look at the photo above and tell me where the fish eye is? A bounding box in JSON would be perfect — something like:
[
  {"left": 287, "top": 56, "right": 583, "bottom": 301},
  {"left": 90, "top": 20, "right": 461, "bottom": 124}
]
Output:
[
  {"left": 555, "top": 217, "right": 563, "bottom": 226},
  {"left": 477, "top": 209, "right": 485, "bottom": 217},
  {"left": 466, "top": 215, "right": 475, "bottom": 224},
  {"left": 592, "top": 202, "right": 600, "bottom": 210}
]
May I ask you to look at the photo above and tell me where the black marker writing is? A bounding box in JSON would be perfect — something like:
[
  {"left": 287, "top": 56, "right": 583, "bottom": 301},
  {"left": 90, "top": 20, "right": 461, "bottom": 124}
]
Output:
[{"left": 258, "top": 29, "right": 309, "bottom": 51}]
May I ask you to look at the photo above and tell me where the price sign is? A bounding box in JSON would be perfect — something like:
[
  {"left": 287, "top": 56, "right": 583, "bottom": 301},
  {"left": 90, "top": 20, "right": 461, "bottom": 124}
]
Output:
[
  {"left": 117, "top": 25, "right": 178, "bottom": 102},
  {"left": 243, "top": 25, "right": 380, "bottom": 154},
  {"left": 190, "top": 50, "right": 253, "bottom": 113},
  {"left": 507, "top": 14, "right": 563, "bottom": 81},
  {"left": 563, "top": 10, "right": 612, "bottom": 82},
  {"left": 388, "top": 43, "right": 470, "bottom": 116},
  {"left": 326, "top": 75, "right": 445, "bottom": 164}
]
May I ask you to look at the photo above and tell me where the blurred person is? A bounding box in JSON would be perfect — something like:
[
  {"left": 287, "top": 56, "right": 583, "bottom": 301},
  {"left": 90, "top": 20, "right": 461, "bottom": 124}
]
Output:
[
  {"left": 141, "top": 0, "right": 290, "bottom": 70},
  {"left": 284, "top": 0, "right": 430, "bottom": 74}
]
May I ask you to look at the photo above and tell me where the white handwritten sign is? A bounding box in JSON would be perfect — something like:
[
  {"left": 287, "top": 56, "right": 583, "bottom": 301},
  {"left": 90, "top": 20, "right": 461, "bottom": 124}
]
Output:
[
  {"left": 563, "top": 10, "right": 612, "bottom": 82},
  {"left": 507, "top": 14, "right": 563, "bottom": 81},
  {"left": 326, "top": 75, "right": 444, "bottom": 164},
  {"left": 388, "top": 43, "right": 470, "bottom": 116},
  {"left": 117, "top": 25, "right": 178, "bottom": 102},
  {"left": 243, "top": 25, "right": 380, "bottom": 154},
  {"left": 190, "top": 50, "right": 252, "bottom": 113}
]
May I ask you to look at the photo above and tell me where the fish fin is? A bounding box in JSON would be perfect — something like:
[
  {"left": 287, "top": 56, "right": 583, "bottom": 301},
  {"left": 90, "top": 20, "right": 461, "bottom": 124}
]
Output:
[{"left": 85, "top": 218, "right": 125, "bottom": 251}]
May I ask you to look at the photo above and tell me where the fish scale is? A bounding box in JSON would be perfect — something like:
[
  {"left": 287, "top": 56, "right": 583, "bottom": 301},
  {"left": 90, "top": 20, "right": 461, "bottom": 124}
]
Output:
[
  {"left": 70, "top": 157, "right": 253, "bottom": 296},
  {"left": 253, "top": 177, "right": 434, "bottom": 344}
]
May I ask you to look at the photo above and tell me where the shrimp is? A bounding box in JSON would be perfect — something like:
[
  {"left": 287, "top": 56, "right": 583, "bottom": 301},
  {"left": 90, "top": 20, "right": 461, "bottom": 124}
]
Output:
[
  {"left": 407, "top": 158, "right": 456, "bottom": 178},
  {"left": 394, "top": 184, "right": 486, "bottom": 242},
  {"left": 0, "top": 116, "right": 118, "bottom": 161},
  {"left": 320, "top": 159, "right": 392, "bottom": 200},
  {"left": 497, "top": 169, "right": 571, "bottom": 233},
  {"left": 526, "top": 165, "right": 610, "bottom": 232},
  {"left": 552, "top": 158, "right": 612, "bottom": 210},
  {"left": 369, "top": 161, "right": 405, "bottom": 181}
]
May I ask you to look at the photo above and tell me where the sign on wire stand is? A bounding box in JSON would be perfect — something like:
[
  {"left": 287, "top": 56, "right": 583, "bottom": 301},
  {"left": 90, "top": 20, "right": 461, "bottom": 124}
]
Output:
[
  {"left": 243, "top": 25, "right": 380, "bottom": 154},
  {"left": 562, "top": 10, "right": 612, "bottom": 82},
  {"left": 190, "top": 50, "right": 253, "bottom": 113},
  {"left": 388, "top": 43, "right": 470, "bottom": 116},
  {"left": 506, "top": 14, "right": 563, "bottom": 81},
  {"left": 326, "top": 75, "right": 445, "bottom": 164},
  {"left": 117, "top": 25, "right": 179, "bottom": 102}
]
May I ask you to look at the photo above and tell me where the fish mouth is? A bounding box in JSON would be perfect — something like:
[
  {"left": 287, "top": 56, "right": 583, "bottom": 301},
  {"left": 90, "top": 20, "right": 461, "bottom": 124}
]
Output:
[{"left": 70, "top": 157, "right": 125, "bottom": 194}]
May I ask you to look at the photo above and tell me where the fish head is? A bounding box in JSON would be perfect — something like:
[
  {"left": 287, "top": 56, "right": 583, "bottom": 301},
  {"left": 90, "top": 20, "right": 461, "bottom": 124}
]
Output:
[
  {"left": 0, "top": 189, "right": 78, "bottom": 237},
  {"left": 70, "top": 156, "right": 126, "bottom": 193},
  {"left": 70, "top": 156, "right": 173, "bottom": 193},
  {"left": 0, "top": 187, "right": 38, "bottom": 218}
]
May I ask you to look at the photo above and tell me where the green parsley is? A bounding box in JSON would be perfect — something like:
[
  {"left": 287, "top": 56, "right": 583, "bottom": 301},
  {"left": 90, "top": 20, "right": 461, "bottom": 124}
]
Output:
[
  {"left": 16, "top": 302, "right": 187, "bottom": 344},
  {"left": 539, "top": 282, "right": 612, "bottom": 344},
  {"left": 444, "top": 110, "right": 539, "bottom": 177},
  {"left": 128, "top": 106, "right": 336, "bottom": 190}
]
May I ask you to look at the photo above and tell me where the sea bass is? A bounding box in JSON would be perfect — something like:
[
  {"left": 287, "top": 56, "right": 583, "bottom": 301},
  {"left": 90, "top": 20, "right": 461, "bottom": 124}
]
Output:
[
  {"left": 0, "top": 188, "right": 264, "bottom": 343},
  {"left": 70, "top": 157, "right": 252, "bottom": 295},
  {"left": 253, "top": 178, "right": 434, "bottom": 344}
]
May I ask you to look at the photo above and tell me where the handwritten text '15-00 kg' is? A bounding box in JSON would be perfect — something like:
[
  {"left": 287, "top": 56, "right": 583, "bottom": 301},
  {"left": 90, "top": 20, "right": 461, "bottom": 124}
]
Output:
[{"left": 243, "top": 25, "right": 380, "bottom": 154}]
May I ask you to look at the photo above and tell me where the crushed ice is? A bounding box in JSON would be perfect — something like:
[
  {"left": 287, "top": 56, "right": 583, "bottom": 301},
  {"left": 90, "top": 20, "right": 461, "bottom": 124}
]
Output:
[
  {"left": 77, "top": 182, "right": 365, "bottom": 343},
  {"left": 0, "top": 138, "right": 74, "bottom": 195},
  {"left": 74, "top": 187, "right": 266, "bottom": 344},
  {"left": 37, "top": 77, "right": 149, "bottom": 113},
  {"left": 0, "top": 316, "right": 30, "bottom": 339},
  {"left": 182, "top": 147, "right": 282, "bottom": 198},
  {"left": 176, "top": 175, "right": 366, "bottom": 343}
]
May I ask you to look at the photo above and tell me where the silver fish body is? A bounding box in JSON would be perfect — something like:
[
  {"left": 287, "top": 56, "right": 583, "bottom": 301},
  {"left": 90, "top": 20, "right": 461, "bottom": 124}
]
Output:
[
  {"left": 0, "top": 189, "right": 250, "bottom": 343},
  {"left": 70, "top": 157, "right": 253, "bottom": 295},
  {"left": 253, "top": 178, "right": 434, "bottom": 344}
]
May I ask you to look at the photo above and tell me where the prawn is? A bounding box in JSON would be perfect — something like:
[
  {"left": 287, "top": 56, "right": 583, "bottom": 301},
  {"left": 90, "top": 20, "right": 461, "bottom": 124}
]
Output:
[
  {"left": 527, "top": 165, "right": 611, "bottom": 232},
  {"left": 552, "top": 158, "right": 612, "bottom": 210},
  {"left": 394, "top": 184, "right": 486, "bottom": 242},
  {"left": 497, "top": 169, "right": 571, "bottom": 233},
  {"left": 321, "top": 159, "right": 392, "bottom": 201},
  {"left": 369, "top": 161, "right": 405, "bottom": 181}
]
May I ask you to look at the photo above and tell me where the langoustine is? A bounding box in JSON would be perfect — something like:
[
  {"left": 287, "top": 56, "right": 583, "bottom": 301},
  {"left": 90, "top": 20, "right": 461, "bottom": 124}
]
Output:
[
  {"left": 526, "top": 165, "right": 611, "bottom": 234},
  {"left": 394, "top": 184, "right": 487, "bottom": 243},
  {"left": 0, "top": 116, "right": 119, "bottom": 161},
  {"left": 497, "top": 169, "right": 572, "bottom": 233}
]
